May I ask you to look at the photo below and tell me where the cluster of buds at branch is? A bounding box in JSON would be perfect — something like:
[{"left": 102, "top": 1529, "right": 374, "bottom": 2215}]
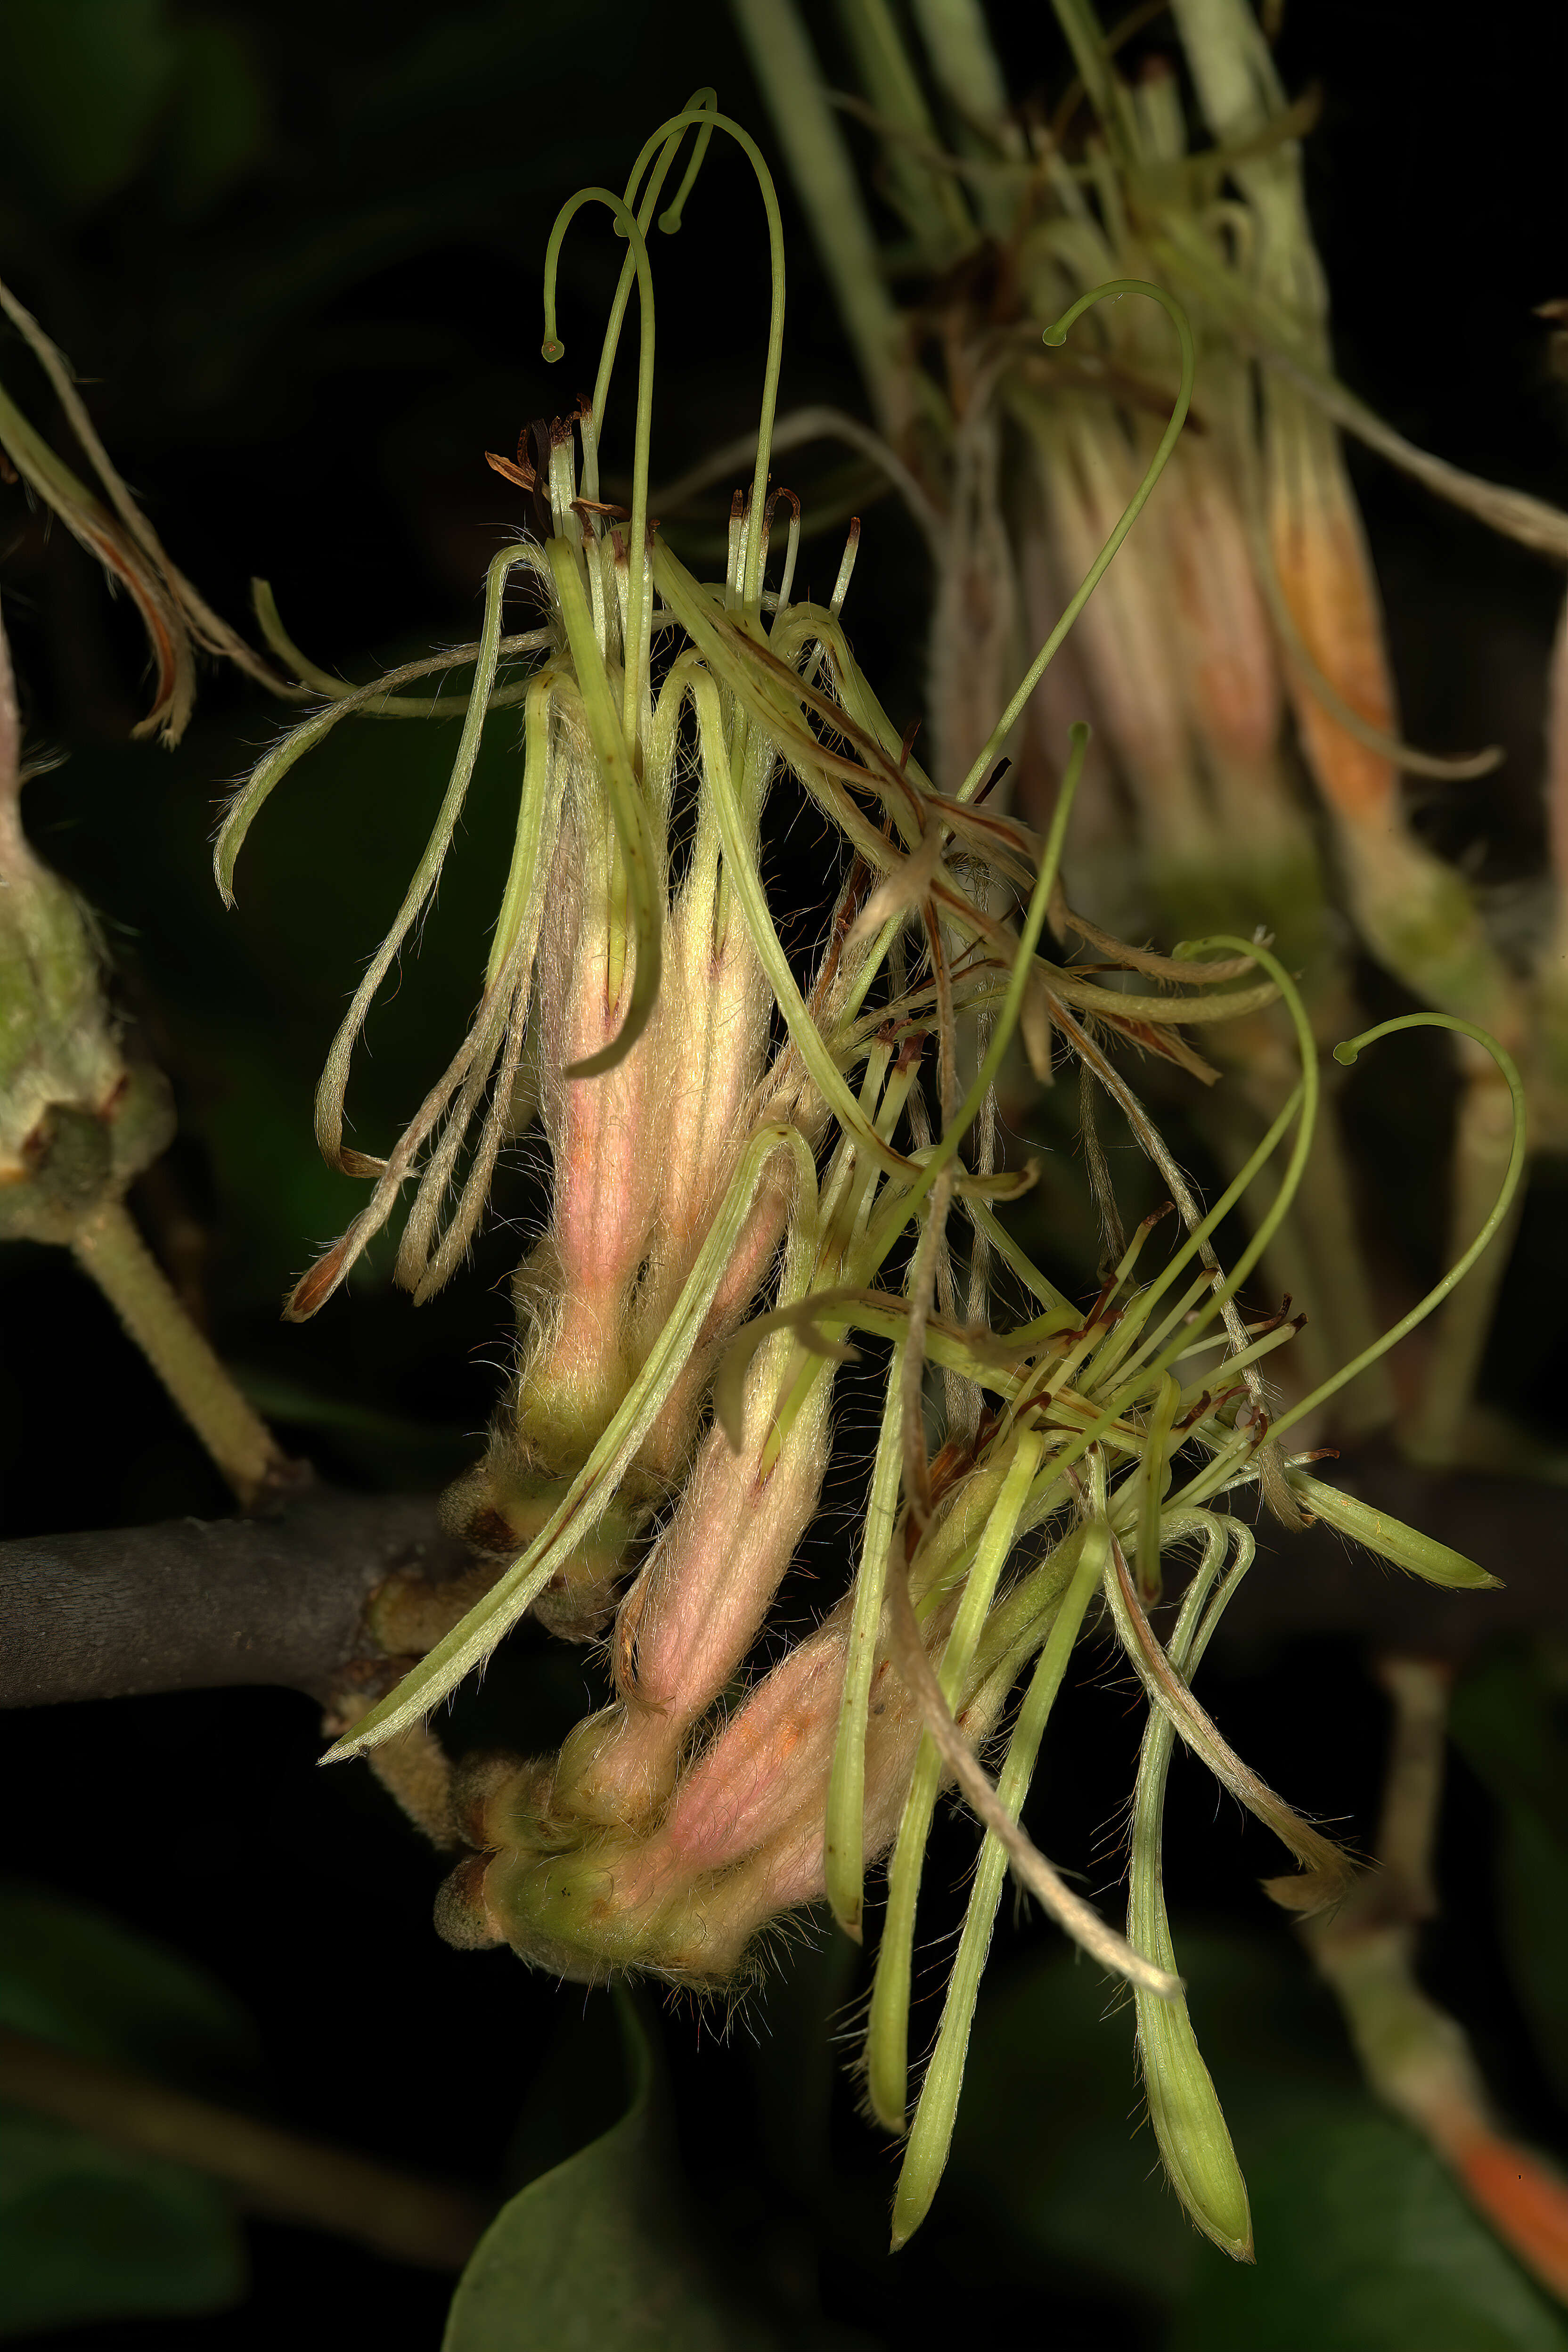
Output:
[{"left": 221, "top": 97, "right": 1523, "bottom": 2255}]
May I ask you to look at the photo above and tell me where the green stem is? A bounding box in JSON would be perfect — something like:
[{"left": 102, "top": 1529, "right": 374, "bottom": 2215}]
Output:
[{"left": 71, "top": 1200, "right": 283, "bottom": 1505}]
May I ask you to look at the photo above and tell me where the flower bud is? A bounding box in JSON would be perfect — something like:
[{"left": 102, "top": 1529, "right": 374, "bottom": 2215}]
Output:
[
  {"left": 437, "top": 1595, "right": 931, "bottom": 1992},
  {"left": 439, "top": 1454, "right": 646, "bottom": 1642},
  {"left": 0, "top": 618, "right": 172, "bottom": 1242}
]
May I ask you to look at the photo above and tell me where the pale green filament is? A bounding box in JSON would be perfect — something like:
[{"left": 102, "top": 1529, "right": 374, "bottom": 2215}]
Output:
[
  {"left": 302, "top": 544, "right": 552, "bottom": 1173},
  {"left": 616, "top": 103, "right": 788, "bottom": 614},
  {"left": 1137, "top": 1373, "right": 1181, "bottom": 1600},
  {"left": 1086, "top": 935, "right": 1317, "bottom": 1397},
  {"left": 1129, "top": 1516, "right": 1254, "bottom": 2263},
  {"left": 485, "top": 672, "right": 558, "bottom": 995},
  {"left": 824, "top": 1341, "right": 909, "bottom": 1939},
  {"left": 540, "top": 190, "right": 655, "bottom": 751},
  {"left": 866, "top": 1429, "right": 1045, "bottom": 2132},
  {"left": 1271, "top": 1015, "right": 1526, "bottom": 1440},
  {"left": 645, "top": 86, "right": 718, "bottom": 234},
  {"left": 558, "top": 89, "right": 716, "bottom": 511},
  {"left": 889, "top": 1507, "right": 1112, "bottom": 2247},
  {"left": 545, "top": 539, "right": 662, "bottom": 1077},
  {"left": 864, "top": 723, "right": 1092, "bottom": 1266},
  {"left": 213, "top": 573, "right": 550, "bottom": 907},
  {"left": 956, "top": 279, "right": 1196, "bottom": 803}
]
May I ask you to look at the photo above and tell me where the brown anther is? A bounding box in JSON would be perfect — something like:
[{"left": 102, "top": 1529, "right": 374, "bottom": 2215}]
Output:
[
  {"left": 972, "top": 756, "right": 1011, "bottom": 805},
  {"left": 927, "top": 1432, "right": 979, "bottom": 1509},
  {"left": 485, "top": 451, "right": 536, "bottom": 493},
  {"left": 1083, "top": 1274, "right": 1119, "bottom": 1329},
  {"left": 899, "top": 717, "right": 922, "bottom": 770},
  {"left": 284, "top": 1231, "right": 356, "bottom": 1323},
  {"left": 612, "top": 1575, "right": 650, "bottom": 1700}
]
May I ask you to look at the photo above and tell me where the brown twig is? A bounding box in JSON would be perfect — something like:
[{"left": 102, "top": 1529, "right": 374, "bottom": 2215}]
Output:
[
  {"left": 0, "top": 1486, "right": 469, "bottom": 1709},
  {"left": 0, "top": 1444, "right": 1557, "bottom": 1722},
  {"left": 0, "top": 2029, "right": 491, "bottom": 2270}
]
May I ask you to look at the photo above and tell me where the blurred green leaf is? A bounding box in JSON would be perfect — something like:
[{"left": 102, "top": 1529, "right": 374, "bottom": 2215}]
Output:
[
  {"left": 950, "top": 1927, "right": 1356, "bottom": 2306},
  {"left": 951, "top": 1918, "right": 1568, "bottom": 2347},
  {"left": 0, "top": 1880, "right": 258, "bottom": 2082},
  {"left": 0, "top": 2112, "right": 241, "bottom": 2339},
  {"left": 0, "top": 1884, "right": 252, "bottom": 2335},
  {"left": 0, "top": 0, "right": 179, "bottom": 213},
  {"left": 1170, "top": 2114, "right": 1568, "bottom": 2352},
  {"left": 444, "top": 1994, "right": 772, "bottom": 2352}
]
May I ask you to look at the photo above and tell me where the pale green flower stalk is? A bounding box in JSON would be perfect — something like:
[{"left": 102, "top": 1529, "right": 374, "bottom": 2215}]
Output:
[{"left": 215, "top": 98, "right": 1524, "bottom": 2259}]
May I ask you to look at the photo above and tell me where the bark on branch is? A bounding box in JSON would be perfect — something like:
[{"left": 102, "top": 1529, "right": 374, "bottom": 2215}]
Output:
[
  {"left": 0, "top": 1445, "right": 1560, "bottom": 1715},
  {"left": 0, "top": 1484, "right": 470, "bottom": 1708}
]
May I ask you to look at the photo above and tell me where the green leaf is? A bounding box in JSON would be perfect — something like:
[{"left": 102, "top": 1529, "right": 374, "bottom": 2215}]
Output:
[
  {"left": 1169, "top": 2114, "right": 1568, "bottom": 2352},
  {"left": 0, "top": 2114, "right": 242, "bottom": 2339},
  {"left": 948, "top": 1930, "right": 1305, "bottom": 2307},
  {"left": 0, "top": 1883, "right": 251, "bottom": 2335},
  {"left": 443, "top": 1996, "right": 770, "bottom": 2352},
  {"left": 951, "top": 1919, "right": 1568, "bottom": 2348},
  {"left": 0, "top": 1880, "right": 258, "bottom": 2083},
  {"left": 0, "top": 0, "right": 179, "bottom": 212}
]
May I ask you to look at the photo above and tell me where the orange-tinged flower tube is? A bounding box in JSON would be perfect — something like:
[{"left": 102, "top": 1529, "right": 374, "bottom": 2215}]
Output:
[
  {"left": 1267, "top": 394, "right": 1401, "bottom": 830},
  {"left": 1267, "top": 388, "right": 1519, "bottom": 1041}
]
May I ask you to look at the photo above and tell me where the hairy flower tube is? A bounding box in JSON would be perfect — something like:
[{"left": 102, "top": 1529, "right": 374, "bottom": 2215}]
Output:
[{"left": 218, "top": 99, "right": 1525, "bottom": 2254}]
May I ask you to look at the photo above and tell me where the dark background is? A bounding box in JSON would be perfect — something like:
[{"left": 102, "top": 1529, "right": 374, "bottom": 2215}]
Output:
[{"left": 1, "top": 3, "right": 1565, "bottom": 2345}]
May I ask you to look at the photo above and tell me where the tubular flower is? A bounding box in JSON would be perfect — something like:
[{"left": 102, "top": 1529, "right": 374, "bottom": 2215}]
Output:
[{"left": 220, "top": 96, "right": 1523, "bottom": 2254}]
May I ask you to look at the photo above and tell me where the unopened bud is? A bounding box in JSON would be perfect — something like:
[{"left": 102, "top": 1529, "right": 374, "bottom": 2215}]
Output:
[
  {"left": 440, "top": 1452, "right": 646, "bottom": 1641},
  {"left": 0, "top": 616, "right": 172, "bottom": 1241}
]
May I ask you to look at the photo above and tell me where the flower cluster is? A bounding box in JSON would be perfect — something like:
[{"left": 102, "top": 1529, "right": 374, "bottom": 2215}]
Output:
[
  {"left": 737, "top": 0, "right": 1568, "bottom": 1467},
  {"left": 221, "top": 95, "right": 1519, "bottom": 2254}
]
